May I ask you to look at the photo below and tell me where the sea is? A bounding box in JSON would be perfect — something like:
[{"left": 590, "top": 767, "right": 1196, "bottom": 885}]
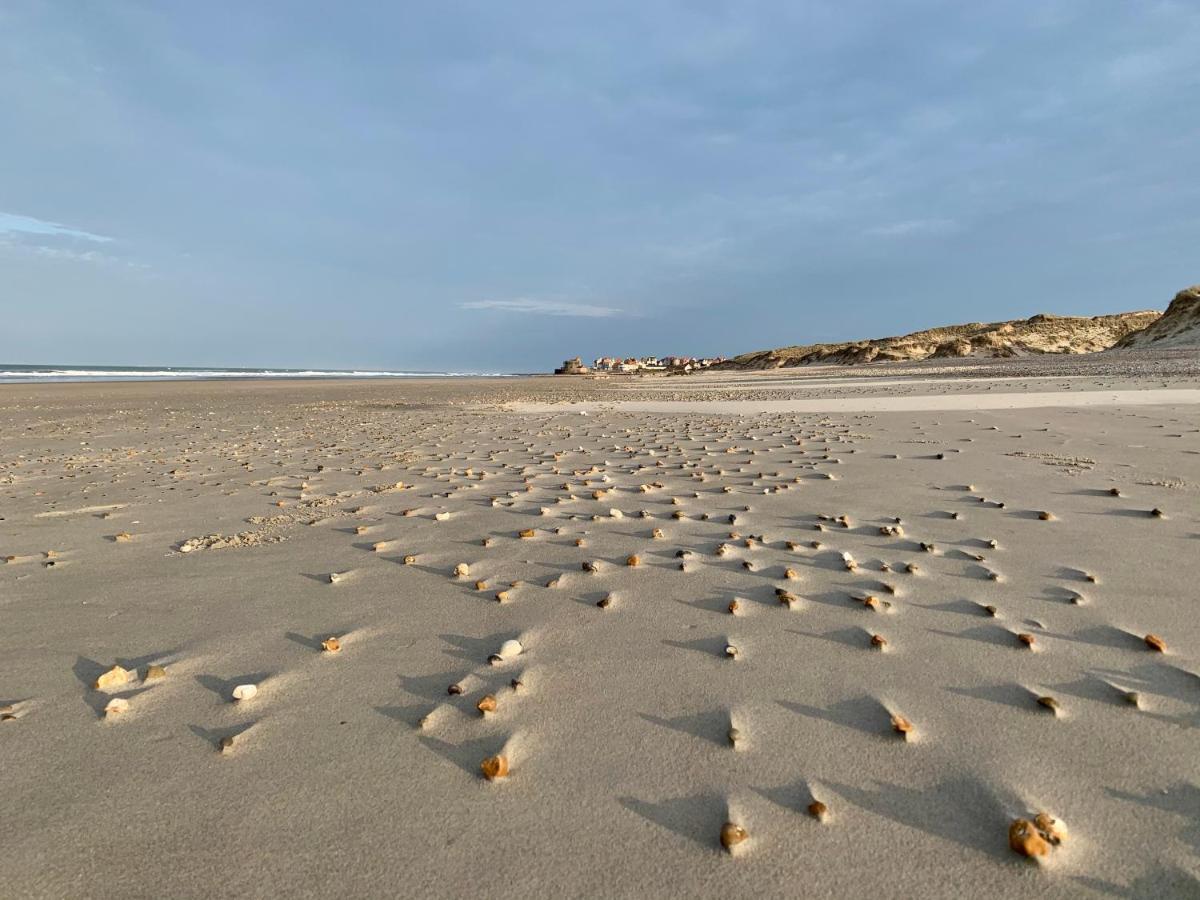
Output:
[{"left": 0, "top": 364, "right": 512, "bottom": 384}]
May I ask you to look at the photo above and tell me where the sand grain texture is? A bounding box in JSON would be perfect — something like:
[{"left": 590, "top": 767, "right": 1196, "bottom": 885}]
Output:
[{"left": 1, "top": 367, "right": 1199, "bottom": 898}]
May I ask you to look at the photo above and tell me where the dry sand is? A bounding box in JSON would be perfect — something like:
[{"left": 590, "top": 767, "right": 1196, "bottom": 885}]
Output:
[{"left": 2, "top": 364, "right": 1199, "bottom": 898}]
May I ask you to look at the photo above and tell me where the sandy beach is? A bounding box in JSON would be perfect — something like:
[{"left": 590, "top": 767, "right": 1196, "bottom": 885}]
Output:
[{"left": 3, "top": 361, "right": 1199, "bottom": 898}]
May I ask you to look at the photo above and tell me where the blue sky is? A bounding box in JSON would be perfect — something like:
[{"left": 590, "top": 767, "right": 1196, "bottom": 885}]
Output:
[{"left": 1, "top": 1, "right": 1197, "bottom": 371}]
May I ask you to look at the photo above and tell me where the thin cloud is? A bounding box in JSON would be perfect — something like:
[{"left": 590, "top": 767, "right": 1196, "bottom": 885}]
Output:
[
  {"left": 865, "top": 218, "right": 961, "bottom": 238},
  {"left": 0, "top": 211, "right": 111, "bottom": 243},
  {"left": 461, "top": 298, "right": 627, "bottom": 318}
]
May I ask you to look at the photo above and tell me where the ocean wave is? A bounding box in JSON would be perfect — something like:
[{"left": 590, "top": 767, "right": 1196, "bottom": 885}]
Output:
[{"left": 0, "top": 368, "right": 514, "bottom": 382}]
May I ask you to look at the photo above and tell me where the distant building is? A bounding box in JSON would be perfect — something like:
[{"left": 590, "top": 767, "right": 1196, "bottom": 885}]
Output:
[{"left": 554, "top": 357, "right": 589, "bottom": 375}]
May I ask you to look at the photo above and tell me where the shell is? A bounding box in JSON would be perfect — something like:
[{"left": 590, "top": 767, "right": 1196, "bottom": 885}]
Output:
[
  {"left": 1036, "top": 695, "right": 1059, "bottom": 713},
  {"left": 784, "top": 568, "right": 799, "bottom": 580},
  {"left": 403, "top": 555, "right": 417, "bottom": 565},
  {"left": 496, "top": 639, "right": 523, "bottom": 661},
  {"left": 808, "top": 800, "right": 828, "bottom": 821},
  {"left": 984, "top": 604, "right": 998, "bottom": 617},
  {"left": 104, "top": 697, "right": 129, "bottom": 717},
  {"left": 519, "top": 529, "right": 536, "bottom": 539},
  {"left": 727, "top": 599, "right": 741, "bottom": 615},
  {"left": 218, "top": 735, "right": 237, "bottom": 753},
  {"left": 1034, "top": 812, "right": 1068, "bottom": 845},
  {"left": 476, "top": 695, "right": 498, "bottom": 715},
  {"left": 454, "top": 563, "right": 470, "bottom": 577},
  {"left": 1017, "top": 633, "right": 1036, "bottom": 648},
  {"left": 143, "top": 664, "right": 167, "bottom": 682},
  {"left": 232, "top": 683, "right": 258, "bottom": 702},
  {"left": 355, "top": 525, "right": 369, "bottom": 535},
  {"left": 719, "top": 822, "right": 748, "bottom": 851},
  {"left": 1038, "top": 511, "right": 1055, "bottom": 521},
  {"left": 1144, "top": 633, "right": 1166, "bottom": 652},
  {"left": 321, "top": 636, "right": 342, "bottom": 653},
  {"left": 114, "top": 531, "right": 133, "bottom": 542},
  {"left": 1009, "top": 818, "right": 1050, "bottom": 858},
  {"left": 724, "top": 643, "right": 740, "bottom": 659},
  {"left": 891, "top": 714, "right": 913, "bottom": 737},
  {"left": 727, "top": 727, "right": 742, "bottom": 746},
  {"left": 494, "top": 590, "right": 511, "bottom": 603},
  {"left": 480, "top": 754, "right": 509, "bottom": 780},
  {"left": 870, "top": 634, "right": 887, "bottom": 650},
  {"left": 626, "top": 555, "right": 641, "bottom": 567},
  {"left": 652, "top": 528, "right": 665, "bottom": 539},
  {"left": 94, "top": 665, "right": 132, "bottom": 691}
]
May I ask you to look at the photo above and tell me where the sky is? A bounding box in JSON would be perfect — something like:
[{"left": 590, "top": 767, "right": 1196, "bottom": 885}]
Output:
[{"left": 1, "top": 1, "right": 1197, "bottom": 372}]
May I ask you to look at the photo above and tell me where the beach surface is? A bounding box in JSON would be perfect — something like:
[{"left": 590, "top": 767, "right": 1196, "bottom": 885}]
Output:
[{"left": 3, "top": 360, "right": 1199, "bottom": 898}]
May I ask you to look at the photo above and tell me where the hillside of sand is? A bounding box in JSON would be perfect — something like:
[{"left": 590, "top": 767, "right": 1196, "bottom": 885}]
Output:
[
  {"left": 716, "top": 310, "right": 1160, "bottom": 370},
  {"left": 1115, "top": 286, "right": 1200, "bottom": 350}
]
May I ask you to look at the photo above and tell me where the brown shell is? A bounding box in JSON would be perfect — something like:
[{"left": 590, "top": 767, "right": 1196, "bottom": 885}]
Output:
[
  {"left": 727, "top": 599, "right": 741, "bottom": 614},
  {"left": 626, "top": 555, "right": 641, "bottom": 567},
  {"left": 476, "top": 695, "right": 497, "bottom": 714},
  {"left": 480, "top": 754, "right": 509, "bottom": 780},
  {"left": 1144, "top": 633, "right": 1166, "bottom": 652},
  {"left": 1009, "top": 818, "right": 1049, "bottom": 858},
  {"left": 321, "top": 636, "right": 341, "bottom": 653},
  {"left": 1017, "top": 632, "right": 1036, "bottom": 648},
  {"left": 719, "top": 822, "right": 748, "bottom": 850},
  {"left": 1034, "top": 812, "right": 1068, "bottom": 845},
  {"left": 891, "top": 714, "right": 914, "bottom": 736},
  {"left": 807, "top": 800, "right": 828, "bottom": 821}
]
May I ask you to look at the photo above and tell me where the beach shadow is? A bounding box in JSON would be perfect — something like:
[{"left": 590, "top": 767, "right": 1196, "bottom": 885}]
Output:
[
  {"left": 1042, "top": 625, "right": 1145, "bottom": 651},
  {"left": 777, "top": 695, "right": 889, "bottom": 737},
  {"left": 188, "top": 720, "right": 258, "bottom": 751},
  {"left": 788, "top": 627, "right": 867, "bottom": 650},
  {"left": 398, "top": 670, "right": 479, "bottom": 701},
  {"left": 639, "top": 709, "right": 728, "bottom": 747},
  {"left": 284, "top": 631, "right": 341, "bottom": 652},
  {"left": 927, "top": 625, "right": 1016, "bottom": 648},
  {"left": 1105, "top": 782, "right": 1200, "bottom": 857},
  {"left": 417, "top": 734, "right": 507, "bottom": 777},
  {"left": 1044, "top": 675, "right": 1130, "bottom": 707},
  {"left": 1073, "top": 865, "right": 1200, "bottom": 899},
  {"left": 195, "top": 672, "right": 272, "bottom": 701},
  {"left": 914, "top": 598, "right": 990, "bottom": 618},
  {"left": 753, "top": 778, "right": 817, "bottom": 816},
  {"left": 824, "top": 776, "right": 1015, "bottom": 862},
  {"left": 374, "top": 703, "right": 430, "bottom": 729},
  {"left": 944, "top": 682, "right": 1034, "bottom": 712},
  {"left": 438, "top": 632, "right": 517, "bottom": 663},
  {"left": 617, "top": 792, "right": 726, "bottom": 849}
]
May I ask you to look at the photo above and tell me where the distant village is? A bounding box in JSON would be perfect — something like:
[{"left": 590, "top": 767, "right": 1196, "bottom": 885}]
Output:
[{"left": 554, "top": 355, "right": 726, "bottom": 375}]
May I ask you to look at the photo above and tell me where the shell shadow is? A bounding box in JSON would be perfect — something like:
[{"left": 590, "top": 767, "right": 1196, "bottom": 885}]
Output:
[
  {"left": 639, "top": 709, "right": 729, "bottom": 747},
  {"left": 824, "top": 776, "right": 1016, "bottom": 862},
  {"left": 777, "top": 695, "right": 890, "bottom": 737},
  {"left": 617, "top": 791, "right": 726, "bottom": 849},
  {"left": 417, "top": 734, "right": 507, "bottom": 777}
]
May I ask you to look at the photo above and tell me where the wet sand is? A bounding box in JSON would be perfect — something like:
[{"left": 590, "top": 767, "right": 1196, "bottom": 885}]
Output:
[{"left": 2, "top": 363, "right": 1199, "bottom": 898}]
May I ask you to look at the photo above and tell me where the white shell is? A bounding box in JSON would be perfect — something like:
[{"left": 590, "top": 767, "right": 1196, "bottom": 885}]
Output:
[
  {"left": 104, "top": 697, "right": 130, "bottom": 717},
  {"left": 497, "top": 639, "right": 523, "bottom": 660},
  {"left": 232, "top": 684, "right": 258, "bottom": 702}
]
